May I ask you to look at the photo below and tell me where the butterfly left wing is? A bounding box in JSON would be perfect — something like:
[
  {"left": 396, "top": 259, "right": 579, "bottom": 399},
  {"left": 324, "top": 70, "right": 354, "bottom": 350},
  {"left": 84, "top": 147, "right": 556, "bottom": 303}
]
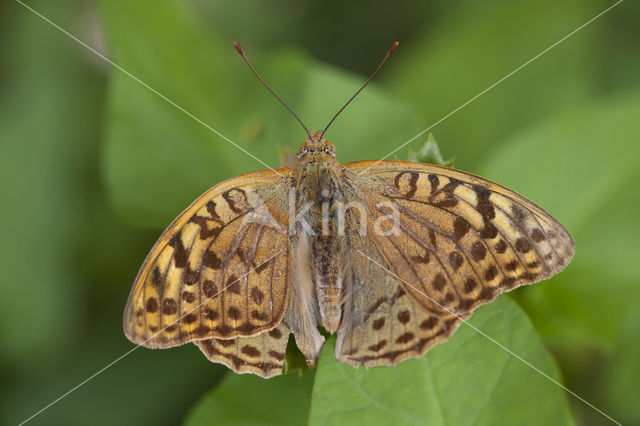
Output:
[
  {"left": 123, "top": 168, "right": 294, "bottom": 349},
  {"left": 196, "top": 320, "right": 291, "bottom": 378},
  {"left": 335, "top": 160, "right": 574, "bottom": 367}
]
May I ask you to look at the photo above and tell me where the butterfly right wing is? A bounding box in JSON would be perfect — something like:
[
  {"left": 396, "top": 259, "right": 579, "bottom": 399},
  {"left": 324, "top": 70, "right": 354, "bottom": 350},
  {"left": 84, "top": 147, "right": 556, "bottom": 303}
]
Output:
[
  {"left": 336, "top": 161, "right": 574, "bottom": 367},
  {"left": 337, "top": 229, "right": 461, "bottom": 368}
]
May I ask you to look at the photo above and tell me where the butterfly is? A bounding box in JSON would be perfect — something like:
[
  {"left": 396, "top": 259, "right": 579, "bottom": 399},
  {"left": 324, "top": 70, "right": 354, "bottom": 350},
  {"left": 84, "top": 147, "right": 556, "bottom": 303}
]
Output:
[{"left": 123, "top": 42, "right": 574, "bottom": 378}]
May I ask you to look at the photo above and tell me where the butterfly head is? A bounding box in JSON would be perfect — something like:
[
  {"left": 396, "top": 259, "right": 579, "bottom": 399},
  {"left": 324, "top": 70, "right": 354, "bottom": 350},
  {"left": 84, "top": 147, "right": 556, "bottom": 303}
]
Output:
[
  {"left": 234, "top": 41, "right": 398, "bottom": 171},
  {"left": 296, "top": 130, "right": 337, "bottom": 165}
]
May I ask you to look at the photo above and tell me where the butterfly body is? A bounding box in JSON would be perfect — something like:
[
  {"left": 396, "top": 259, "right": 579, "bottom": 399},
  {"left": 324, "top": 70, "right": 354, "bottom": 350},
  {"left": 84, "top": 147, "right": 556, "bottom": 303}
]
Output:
[
  {"left": 294, "top": 131, "right": 347, "bottom": 334},
  {"left": 124, "top": 131, "right": 574, "bottom": 378}
]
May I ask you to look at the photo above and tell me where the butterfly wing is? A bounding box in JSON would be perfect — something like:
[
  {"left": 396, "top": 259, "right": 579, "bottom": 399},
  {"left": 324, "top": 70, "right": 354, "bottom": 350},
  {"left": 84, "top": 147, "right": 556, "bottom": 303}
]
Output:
[
  {"left": 123, "top": 168, "right": 294, "bottom": 349},
  {"left": 194, "top": 295, "right": 326, "bottom": 378},
  {"left": 336, "top": 160, "right": 574, "bottom": 367},
  {"left": 196, "top": 320, "right": 290, "bottom": 378}
]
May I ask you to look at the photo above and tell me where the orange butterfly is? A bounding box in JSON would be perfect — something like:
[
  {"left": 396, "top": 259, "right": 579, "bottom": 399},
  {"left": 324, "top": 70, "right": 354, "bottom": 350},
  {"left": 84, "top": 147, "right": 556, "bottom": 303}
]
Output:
[{"left": 124, "top": 42, "right": 574, "bottom": 378}]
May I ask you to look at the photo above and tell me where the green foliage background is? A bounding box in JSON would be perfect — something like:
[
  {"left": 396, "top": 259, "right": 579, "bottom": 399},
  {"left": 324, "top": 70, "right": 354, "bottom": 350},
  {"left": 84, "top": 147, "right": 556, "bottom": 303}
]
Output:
[{"left": 1, "top": 0, "right": 639, "bottom": 425}]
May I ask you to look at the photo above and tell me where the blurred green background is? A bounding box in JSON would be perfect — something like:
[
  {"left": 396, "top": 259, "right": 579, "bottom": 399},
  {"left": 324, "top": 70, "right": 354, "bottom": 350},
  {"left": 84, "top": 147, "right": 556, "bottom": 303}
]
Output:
[{"left": 1, "top": 0, "right": 639, "bottom": 425}]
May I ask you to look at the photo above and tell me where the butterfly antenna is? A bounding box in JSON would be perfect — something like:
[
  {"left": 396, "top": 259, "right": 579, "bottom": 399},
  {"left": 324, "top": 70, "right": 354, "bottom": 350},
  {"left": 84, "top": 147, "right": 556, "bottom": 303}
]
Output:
[
  {"left": 320, "top": 41, "right": 399, "bottom": 139},
  {"left": 234, "top": 42, "right": 311, "bottom": 138}
]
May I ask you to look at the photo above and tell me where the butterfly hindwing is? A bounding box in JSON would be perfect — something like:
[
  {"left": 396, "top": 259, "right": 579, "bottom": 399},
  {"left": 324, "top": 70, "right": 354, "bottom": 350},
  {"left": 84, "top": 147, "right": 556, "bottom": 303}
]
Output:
[
  {"left": 123, "top": 169, "right": 295, "bottom": 349},
  {"left": 336, "top": 161, "right": 574, "bottom": 366},
  {"left": 337, "top": 226, "right": 463, "bottom": 367},
  {"left": 196, "top": 321, "right": 291, "bottom": 378}
]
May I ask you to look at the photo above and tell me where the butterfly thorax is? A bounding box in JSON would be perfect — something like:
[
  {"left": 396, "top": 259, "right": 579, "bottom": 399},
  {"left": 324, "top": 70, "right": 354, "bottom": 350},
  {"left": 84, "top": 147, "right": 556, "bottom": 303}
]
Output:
[
  {"left": 294, "top": 131, "right": 342, "bottom": 222},
  {"left": 294, "top": 131, "right": 346, "bottom": 333}
]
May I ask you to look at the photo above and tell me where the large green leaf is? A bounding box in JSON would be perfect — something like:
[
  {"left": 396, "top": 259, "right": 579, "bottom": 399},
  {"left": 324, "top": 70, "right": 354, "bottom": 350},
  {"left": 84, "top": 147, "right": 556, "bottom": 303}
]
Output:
[
  {"left": 386, "top": 0, "right": 601, "bottom": 170},
  {"left": 604, "top": 304, "right": 640, "bottom": 425},
  {"left": 0, "top": 0, "right": 103, "bottom": 369},
  {"left": 100, "top": 0, "right": 303, "bottom": 226},
  {"left": 100, "top": 0, "right": 418, "bottom": 228},
  {"left": 309, "top": 297, "right": 574, "bottom": 426},
  {"left": 185, "top": 370, "right": 314, "bottom": 426},
  {"left": 479, "top": 91, "right": 640, "bottom": 348},
  {"left": 3, "top": 334, "right": 226, "bottom": 426}
]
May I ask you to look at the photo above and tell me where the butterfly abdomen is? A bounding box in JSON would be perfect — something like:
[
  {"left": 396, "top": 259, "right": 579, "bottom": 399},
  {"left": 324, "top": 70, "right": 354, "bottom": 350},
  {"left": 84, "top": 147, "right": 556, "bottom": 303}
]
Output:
[{"left": 313, "top": 236, "right": 344, "bottom": 333}]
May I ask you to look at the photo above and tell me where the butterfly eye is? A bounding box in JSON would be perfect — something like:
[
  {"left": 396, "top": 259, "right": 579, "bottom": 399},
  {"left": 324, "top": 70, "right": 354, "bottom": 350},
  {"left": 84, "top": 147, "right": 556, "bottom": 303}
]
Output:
[
  {"left": 324, "top": 146, "right": 335, "bottom": 156},
  {"left": 297, "top": 147, "right": 309, "bottom": 157}
]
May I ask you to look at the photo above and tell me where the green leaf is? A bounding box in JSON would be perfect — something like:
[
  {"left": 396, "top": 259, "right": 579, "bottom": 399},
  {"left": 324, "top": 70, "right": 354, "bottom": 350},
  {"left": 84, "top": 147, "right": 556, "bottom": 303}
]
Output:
[
  {"left": 293, "top": 63, "right": 420, "bottom": 165},
  {"left": 387, "top": 0, "right": 600, "bottom": 170},
  {"left": 100, "top": 0, "right": 419, "bottom": 228},
  {"left": 284, "top": 334, "right": 312, "bottom": 377},
  {"left": 478, "top": 91, "right": 640, "bottom": 348},
  {"left": 3, "top": 340, "right": 226, "bottom": 426},
  {"left": 407, "top": 133, "right": 455, "bottom": 166},
  {"left": 185, "top": 370, "right": 314, "bottom": 426},
  {"left": 604, "top": 304, "right": 640, "bottom": 425},
  {"left": 309, "top": 297, "right": 574, "bottom": 426},
  {"left": 100, "top": 0, "right": 302, "bottom": 227},
  {"left": 0, "top": 0, "right": 103, "bottom": 369}
]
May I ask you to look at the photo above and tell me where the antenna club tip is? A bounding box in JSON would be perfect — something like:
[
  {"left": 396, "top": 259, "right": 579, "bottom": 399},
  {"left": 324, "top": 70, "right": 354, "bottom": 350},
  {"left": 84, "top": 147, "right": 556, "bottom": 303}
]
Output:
[
  {"left": 233, "top": 42, "right": 244, "bottom": 54},
  {"left": 389, "top": 41, "right": 400, "bottom": 53}
]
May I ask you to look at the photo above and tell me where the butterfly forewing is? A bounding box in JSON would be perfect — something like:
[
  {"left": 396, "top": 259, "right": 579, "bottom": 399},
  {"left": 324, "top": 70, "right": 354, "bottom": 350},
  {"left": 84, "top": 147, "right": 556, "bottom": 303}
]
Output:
[
  {"left": 336, "top": 161, "right": 574, "bottom": 366},
  {"left": 123, "top": 169, "right": 294, "bottom": 349}
]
